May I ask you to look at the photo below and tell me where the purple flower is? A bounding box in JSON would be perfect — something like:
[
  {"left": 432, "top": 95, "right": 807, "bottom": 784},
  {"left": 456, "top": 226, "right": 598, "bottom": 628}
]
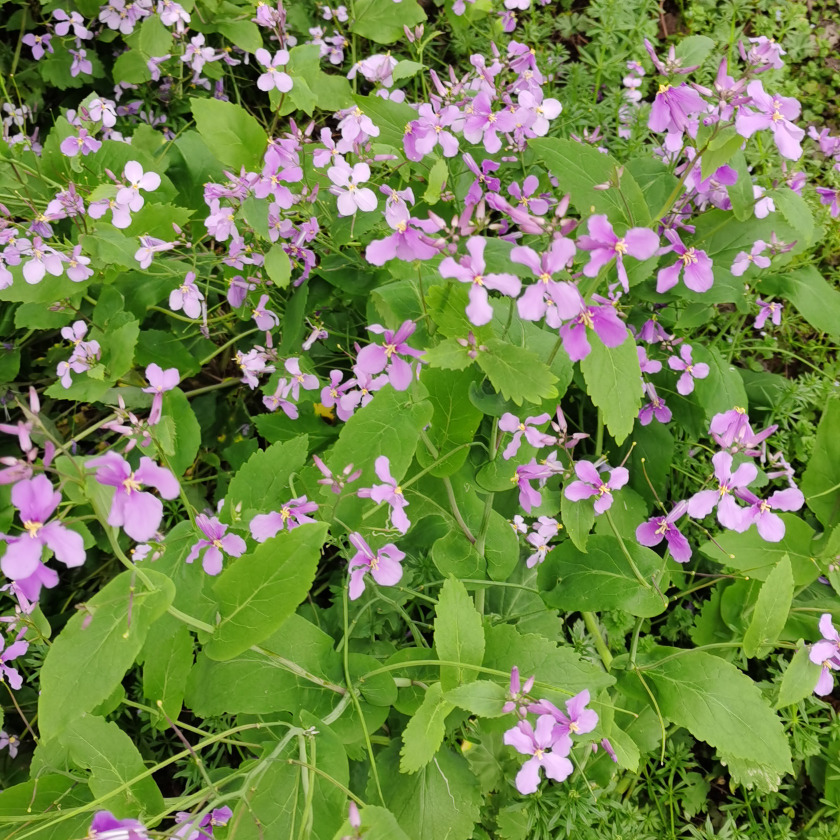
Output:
[
  {"left": 498, "top": 412, "right": 553, "bottom": 460},
  {"left": 525, "top": 531, "right": 553, "bottom": 567},
  {"left": 462, "top": 154, "right": 500, "bottom": 206},
  {"left": 355, "top": 320, "right": 424, "bottom": 391},
  {"left": 636, "top": 501, "right": 692, "bottom": 562},
  {"left": 22, "top": 32, "right": 53, "bottom": 60},
  {"left": 0, "top": 634, "right": 28, "bottom": 690},
  {"left": 578, "top": 215, "right": 659, "bottom": 292},
  {"left": 514, "top": 459, "right": 564, "bottom": 512},
  {"left": 88, "top": 811, "right": 150, "bottom": 840},
  {"left": 59, "top": 128, "right": 101, "bottom": 157},
  {"left": 173, "top": 806, "right": 233, "bottom": 840},
  {"left": 320, "top": 371, "right": 356, "bottom": 422},
  {"left": 252, "top": 294, "right": 280, "bottom": 331},
  {"left": 185, "top": 515, "right": 246, "bottom": 575},
  {"left": 313, "top": 455, "right": 362, "bottom": 495},
  {"left": 118, "top": 161, "right": 161, "bottom": 211},
  {"left": 816, "top": 187, "right": 840, "bottom": 218},
  {"left": 638, "top": 383, "right": 671, "bottom": 426},
  {"left": 347, "top": 531, "right": 404, "bottom": 600},
  {"left": 0, "top": 730, "right": 19, "bottom": 758},
  {"left": 810, "top": 614, "right": 840, "bottom": 696},
  {"left": 559, "top": 302, "right": 628, "bottom": 362},
  {"left": 403, "top": 104, "right": 460, "bottom": 161},
  {"left": 462, "top": 92, "right": 516, "bottom": 154},
  {"left": 731, "top": 240, "right": 771, "bottom": 276},
  {"left": 648, "top": 83, "right": 707, "bottom": 135},
  {"left": 439, "top": 236, "right": 521, "bottom": 326},
  {"left": 249, "top": 496, "right": 318, "bottom": 540},
  {"left": 170, "top": 272, "right": 204, "bottom": 319},
  {"left": 503, "top": 716, "right": 574, "bottom": 794},
  {"left": 1, "top": 476, "right": 85, "bottom": 583},
  {"left": 357, "top": 455, "right": 410, "bottom": 534},
  {"left": 262, "top": 378, "right": 298, "bottom": 419},
  {"left": 656, "top": 229, "right": 714, "bottom": 293},
  {"left": 564, "top": 460, "right": 629, "bottom": 514},
  {"left": 511, "top": 238, "right": 582, "bottom": 326},
  {"left": 709, "top": 408, "right": 777, "bottom": 455},
  {"left": 21, "top": 237, "right": 63, "bottom": 285},
  {"left": 328, "top": 161, "right": 378, "bottom": 216},
  {"left": 336, "top": 106, "right": 380, "bottom": 144},
  {"left": 529, "top": 690, "right": 599, "bottom": 738},
  {"left": 142, "top": 363, "right": 179, "bottom": 425},
  {"left": 54, "top": 9, "right": 92, "bottom": 39},
  {"left": 502, "top": 666, "right": 535, "bottom": 715},
  {"left": 667, "top": 344, "right": 709, "bottom": 395},
  {"left": 733, "top": 487, "right": 804, "bottom": 542},
  {"left": 236, "top": 347, "right": 275, "bottom": 389},
  {"left": 365, "top": 217, "right": 440, "bottom": 265},
  {"left": 69, "top": 48, "right": 92, "bottom": 77},
  {"left": 63, "top": 245, "right": 93, "bottom": 282},
  {"left": 255, "top": 48, "right": 293, "bottom": 92},
  {"left": 687, "top": 451, "right": 756, "bottom": 531},
  {"left": 736, "top": 80, "right": 804, "bottom": 160},
  {"left": 754, "top": 298, "right": 782, "bottom": 330},
  {"left": 88, "top": 452, "right": 180, "bottom": 542},
  {"left": 135, "top": 236, "right": 175, "bottom": 269},
  {"left": 284, "top": 358, "right": 318, "bottom": 400}
]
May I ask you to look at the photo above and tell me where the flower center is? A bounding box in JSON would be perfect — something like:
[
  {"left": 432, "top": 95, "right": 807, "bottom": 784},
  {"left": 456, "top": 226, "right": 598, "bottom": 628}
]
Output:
[
  {"left": 614, "top": 239, "right": 628, "bottom": 256},
  {"left": 681, "top": 248, "right": 698, "bottom": 266},
  {"left": 473, "top": 274, "right": 484, "bottom": 286},
  {"left": 655, "top": 521, "right": 669, "bottom": 536},
  {"left": 569, "top": 721, "right": 580, "bottom": 733},
  {"left": 123, "top": 474, "right": 142, "bottom": 494},
  {"left": 23, "top": 519, "right": 43, "bottom": 538},
  {"left": 212, "top": 538, "right": 224, "bottom": 549}
]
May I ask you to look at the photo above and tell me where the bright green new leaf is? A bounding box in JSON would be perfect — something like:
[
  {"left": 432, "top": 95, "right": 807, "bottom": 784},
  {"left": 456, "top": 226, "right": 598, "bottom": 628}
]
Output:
[
  {"left": 580, "top": 333, "right": 642, "bottom": 444},
  {"left": 478, "top": 338, "right": 558, "bottom": 406},
  {"left": 743, "top": 556, "right": 794, "bottom": 658},
  {"left": 434, "top": 576, "right": 485, "bottom": 691},
  {"left": 205, "top": 522, "right": 329, "bottom": 660},
  {"left": 352, "top": 95, "right": 416, "bottom": 148},
  {"left": 400, "top": 682, "right": 453, "bottom": 773},
  {"left": 190, "top": 98, "right": 268, "bottom": 171},
  {"left": 38, "top": 570, "right": 174, "bottom": 739},
  {"left": 264, "top": 244, "right": 292, "bottom": 288}
]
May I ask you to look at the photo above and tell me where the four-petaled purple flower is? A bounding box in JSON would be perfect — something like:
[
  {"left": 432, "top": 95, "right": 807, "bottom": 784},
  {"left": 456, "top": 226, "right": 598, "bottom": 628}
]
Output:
[
  {"left": 686, "top": 451, "right": 756, "bottom": 531},
  {"left": 357, "top": 455, "right": 410, "bottom": 534},
  {"left": 170, "top": 271, "right": 204, "bottom": 319},
  {"left": 529, "top": 690, "right": 599, "bottom": 738},
  {"left": 734, "top": 486, "right": 804, "bottom": 542},
  {"left": 667, "top": 344, "right": 709, "bottom": 395},
  {"left": 810, "top": 614, "right": 840, "bottom": 696},
  {"left": 87, "top": 811, "right": 150, "bottom": 840},
  {"left": 636, "top": 500, "right": 692, "bottom": 563},
  {"left": 142, "top": 363, "right": 179, "bottom": 425},
  {"left": 0, "top": 634, "right": 29, "bottom": 690},
  {"left": 498, "top": 412, "right": 553, "bottom": 460},
  {"left": 173, "top": 806, "right": 233, "bottom": 840},
  {"left": 347, "top": 531, "right": 405, "bottom": 600},
  {"left": 754, "top": 298, "right": 782, "bottom": 330},
  {"left": 503, "top": 716, "right": 574, "bottom": 794},
  {"left": 439, "top": 236, "right": 521, "bottom": 326},
  {"left": 735, "top": 80, "right": 805, "bottom": 161},
  {"left": 118, "top": 161, "right": 161, "bottom": 212},
  {"left": 328, "top": 161, "right": 377, "bottom": 216},
  {"left": 638, "top": 382, "right": 671, "bottom": 426},
  {"left": 731, "top": 240, "right": 771, "bottom": 276},
  {"left": 355, "top": 320, "right": 424, "bottom": 392},
  {"left": 578, "top": 215, "right": 659, "bottom": 293},
  {"left": 255, "top": 48, "right": 293, "bottom": 92},
  {"left": 510, "top": 238, "right": 582, "bottom": 327},
  {"left": 564, "top": 460, "right": 629, "bottom": 514},
  {"left": 88, "top": 452, "right": 180, "bottom": 542},
  {"left": 250, "top": 496, "right": 319, "bottom": 540},
  {"left": 656, "top": 229, "right": 714, "bottom": 293},
  {"left": 559, "top": 301, "right": 628, "bottom": 362},
  {"left": 185, "top": 515, "right": 247, "bottom": 575}
]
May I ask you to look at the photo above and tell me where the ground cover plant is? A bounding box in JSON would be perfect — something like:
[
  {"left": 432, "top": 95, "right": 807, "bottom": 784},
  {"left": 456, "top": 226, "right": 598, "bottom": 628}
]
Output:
[{"left": 0, "top": 0, "right": 839, "bottom": 837}]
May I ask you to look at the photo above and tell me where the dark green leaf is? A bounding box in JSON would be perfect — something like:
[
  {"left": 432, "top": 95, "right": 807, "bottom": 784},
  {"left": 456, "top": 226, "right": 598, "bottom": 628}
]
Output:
[{"left": 351, "top": 0, "right": 426, "bottom": 44}]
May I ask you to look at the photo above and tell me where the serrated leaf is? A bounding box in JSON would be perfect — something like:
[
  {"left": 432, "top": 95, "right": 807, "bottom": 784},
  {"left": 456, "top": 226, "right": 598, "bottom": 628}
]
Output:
[
  {"left": 434, "top": 576, "right": 485, "bottom": 691},
  {"left": 423, "top": 338, "right": 475, "bottom": 370},
  {"left": 205, "top": 522, "right": 329, "bottom": 660},
  {"left": 445, "top": 680, "right": 507, "bottom": 717},
  {"left": 400, "top": 682, "right": 453, "bottom": 773},
  {"left": 190, "top": 98, "right": 268, "bottom": 171},
  {"left": 478, "top": 338, "right": 558, "bottom": 406},
  {"left": 743, "top": 556, "right": 794, "bottom": 658},
  {"left": 580, "top": 333, "right": 642, "bottom": 444},
  {"left": 331, "top": 806, "right": 412, "bottom": 840},
  {"left": 38, "top": 570, "right": 174, "bottom": 739}
]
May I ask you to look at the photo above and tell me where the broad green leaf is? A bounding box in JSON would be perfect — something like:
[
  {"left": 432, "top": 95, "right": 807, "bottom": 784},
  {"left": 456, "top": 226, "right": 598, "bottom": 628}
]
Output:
[
  {"left": 692, "top": 345, "right": 748, "bottom": 422},
  {"left": 529, "top": 138, "right": 649, "bottom": 226},
  {"left": 38, "top": 570, "right": 174, "bottom": 739},
  {"left": 331, "top": 806, "right": 412, "bottom": 840},
  {"left": 431, "top": 529, "right": 485, "bottom": 578},
  {"left": 426, "top": 283, "right": 493, "bottom": 343},
  {"left": 445, "top": 680, "right": 507, "bottom": 717},
  {"left": 185, "top": 614, "right": 342, "bottom": 717},
  {"left": 434, "top": 576, "right": 485, "bottom": 691},
  {"left": 776, "top": 645, "right": 822, "bottom": 708},
  {"left": 639, "top": 647, "right": 792, "bottom": 784},
  {"left": 205, "top": 522, "right": 329, "bottom": 660},
  {"left": 561, "top": 492, "right": 595, "bottom": 552},
  {"left": 351, "top": 0, "right": 426, "bottom": 44},
  {"left": 159, "top": 387, "right": 201, "bottom": 477},
  {"left": 400, "top": 682, "right": 453, "bottom": 773},
  {"left": 65, "top": 715, "right": 164, "bottom": 816},
  {"left": 742, "top": 556, "right": 794, "bottom": 658},
  {"left": 771, "top": 187, "right": 815, "bottom": 247},
  {"left": 113, "top": 49, "right": 151, "bottom": 83},
  {"left": 226, "top": 437, "right": 310, "bottom": 521},
  {"left": 624, "top": 420, "right": 674, "bottom": 505},
  {"left": 352, "top": 95, "right": 416, "bottom": 148},
  {"left": 142, "top": 614, "right": 193, "bottom": 729},
  {"left": 415, "top": 367, "right": 483, "bottom": 477},
  {"left": 485, "top": 510, "right": 521, "bottom": 582},
  {"left": 216, "top": 20, "right": 262, "bottom": 53},
  {"left": 625, "top": 156, "right": 678, "bottom": 222},
  {"left": 761, "top": 267, "right": 840, "bottom": 342},
  {"left": 477, "top": 338, "right": 558, "bottom": 406},
  {"left": 726, "top": 150, "right": 755, "bottom": 221},
  {"left": 580, "top": 333, "right": 642, "bottom": 444},
  {"left": 138, "top": 13, "right": 172, "bottom": 56},
  {"left": 423, "top": 338, "right": 475, "bottom": 371},
  {"left": 699, "top": 127, "right": 745, "bottom": 181},
  {"left": 264, "top": 244, "right": 291, "bottom": 288},
  {"left": 102, "top": 316, "right": 140, "bottom": 382},
  {"left": 699, "top": 514, "right": 818, "bottom": 586},
  {"left": 424, "top": 156, "right": 448, "bottom": 205},
  {"left": 190, "top": 98, "right": 268, "bottom": 171},
  {"left": 538, "top": 535, "right": 667, "bottom": 617},
  {"left": 802, "top": 399, "right": 840, "bottom": 529},
  {"left": 376, "top": 743, "right": 481, "bottom": 840},
  {"left": 392, "top": 60, "right": 424, "bottom": 82},
  {"left": 0, "top": 775, "right": 92, "bottom": 840},
  {"left": 136, "top": 329, "right": 201, "bottom": 378},
  {"left": 674, "top": 34, "right": 715, "bottom": 68}
]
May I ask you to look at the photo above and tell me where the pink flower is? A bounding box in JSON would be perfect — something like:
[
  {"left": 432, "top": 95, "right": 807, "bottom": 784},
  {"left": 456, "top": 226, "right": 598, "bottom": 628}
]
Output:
[
  {"left": 170, "top": 272, "right": 204, "bottom": 319},
  {"left": 636, "top": 500, "right": 691, "bottom": 562},
  {"left": 503, "top": 716, "right": 574, "bottom": 794},
  {"left": 564, "top": 460, "right": 629, "bottom": 514},
  {"left": 810, "top": 614, "right": 840, "bottom": 696},
  {"left": 118, "top": 161, "right": 161, "bottom": 211},
  {"left": 252, "top": 294, "right": 280, "bottom": 331},
  {"left": 185, "top": 515, "right": 246, "bottom": 575},
  {"left": 656, "top": 229, "right": 714, "bottom": 293},
  {"left": 687, "top": 451, "right": 756, "bottom": 531},
  {"left": 498, "top": 412, "right": 554, "bottom": 460},
  {"left": 255, "top": 48, "right": 293, "bottom": 92},
  {"left": 357, "top": 455, "right": 410, "bottom": 534},
  {"left": 328, "top": 162, "right": 378, "bottom": 216},
  {"left": 347, "top": 531, "right": 404, "bottom": 600},
  {"left": 667, "top": 344, "right": 709, "bottom": 395},
  {"left": 249, "top": 497, "right": 318, "bottom": 540},
  {"left": 142, "top": 364, "right": 179, "bottom": 425},
  {"left": 736, "top": 80, "right": 804, "bottom": 161},
  {"left": 578, "top": 215, "right": 659, "bottom": 293}
]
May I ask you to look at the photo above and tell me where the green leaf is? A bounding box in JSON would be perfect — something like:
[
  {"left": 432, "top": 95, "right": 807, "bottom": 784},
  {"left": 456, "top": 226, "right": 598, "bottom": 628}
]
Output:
[
  {"left": 400, "top": 682, "right": 453, "bottom": 773},
  {"left": 351, "top": 0, "right": 426, "bottom": 44},
  {"left": 142, "top": 614, "right": 193, "bottom": 729},
  {"left": 65, "top": 715, "right": 164, "bottom": 815},
  {"left": 434, "top": 576, "right": 485, "bottom": 691},
  {"left": 538, "top": 535, "right": 667, "bottom": 617},
  {"left": 529, "top": 137, "right": 649, "bottom": 226},
  {"left": 743, "top": 556, "right": 794, "bottom": 658},
  {"left": 580, "top": 333, "right": 642, "bottom": 444},
  {"left": 445, "top": 680, "right": 507, "bottom": 717},
  {"left": 771, "top": 187, "right": 815, "bottom": 247},
  {"left": 699, "top": 514, "right": 818, "bottom": 586},
  {"left": 415, "top": 367, "right": 482, "bottom": 477},
  {"left": 776, "top": 645, "right": 822, "bottom": 708},
  {"left": 727, "top": 150, "right": 755, "bottom": 221},
  {"left": 0, "top": 775, "right": 92, "bottom": 840},
  {"left": 190, "top": 98, "right": 267, "bottom": 171},
  {"left": 352, "top": 94, "right": 417, "bottom": 148},
  {"left": 692, "top": 345, "right": 748, "bottom": 422},
  {"left": 761, "top": 267, "right": 840, "bottom": 343},
  {"left": 264, "top": 244, "right": 292, "bottom": 288},
  {"left": 138, "top": 13, "right": 173, "bottom": 56},
  {"left": 393, "top": 60, "right": 425, "bottom": 82},
  {"left": 423, "top": 338, "right": 475, "bottom": 371},
  {"left": 477, "top": 338, "right": 558, "bottom": 406},
  {"left": 700, "top": 127, "right": 745, "bottom": 181},
  {"left": 160, "top": 387, "right": 201, "bottom": 477},
  {"left": 674, "top": 34, "right": 715, "bottom": 68},
  {"left": 423, "top": 156, "right": 448, "bottom": 205},
  {"left": 113, "top": 50, "right": 151, "bottom": 84},
  {"left": 802, "top": 399, "right": 840, "bottom": 529},
  {"left": 38, "top": 570, "right": 174, "bottom": 739},
  {"left": 331, "top": 806, "right": 412, "bottom": 840},
  {"left": 639, "top": 647, "right": 792, "bottom": 785},
  {"left": 561, "top": 492, "right": 595, "bottom": 552},
  {"left": 102, "top": 317, "right": 140, "bottom": 382},
  {"left": 205, "top": 523, "right": 328, "bottom": 660},
  {"left": 226, "top": 437, "right": 310, "bottom": 521},
  {"left": 431, "top": 529, "right": 485, "bottom": 578},
  {"left": 485, "top": 510, "right": 521, "bottom": 582},
  {"left": 376, "top": 743, "right": 481, "bottom": 840},
  {"left": 216, "top": 19, "right": 262, "bottom": 53}
]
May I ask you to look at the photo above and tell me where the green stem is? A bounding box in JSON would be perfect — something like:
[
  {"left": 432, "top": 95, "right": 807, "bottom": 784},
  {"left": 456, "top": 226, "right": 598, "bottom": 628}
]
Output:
[
  {"left": 604, "top": 509, "right": 652, "bottom": 590},
  {"left": 582, "top": 612, "right": 613, "bottom": 670}
]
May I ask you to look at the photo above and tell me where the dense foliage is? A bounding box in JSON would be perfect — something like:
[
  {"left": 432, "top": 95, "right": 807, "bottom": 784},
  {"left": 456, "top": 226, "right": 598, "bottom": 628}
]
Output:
[{"left": 0, "top": 0, "right": 839, "bottom": 838}]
